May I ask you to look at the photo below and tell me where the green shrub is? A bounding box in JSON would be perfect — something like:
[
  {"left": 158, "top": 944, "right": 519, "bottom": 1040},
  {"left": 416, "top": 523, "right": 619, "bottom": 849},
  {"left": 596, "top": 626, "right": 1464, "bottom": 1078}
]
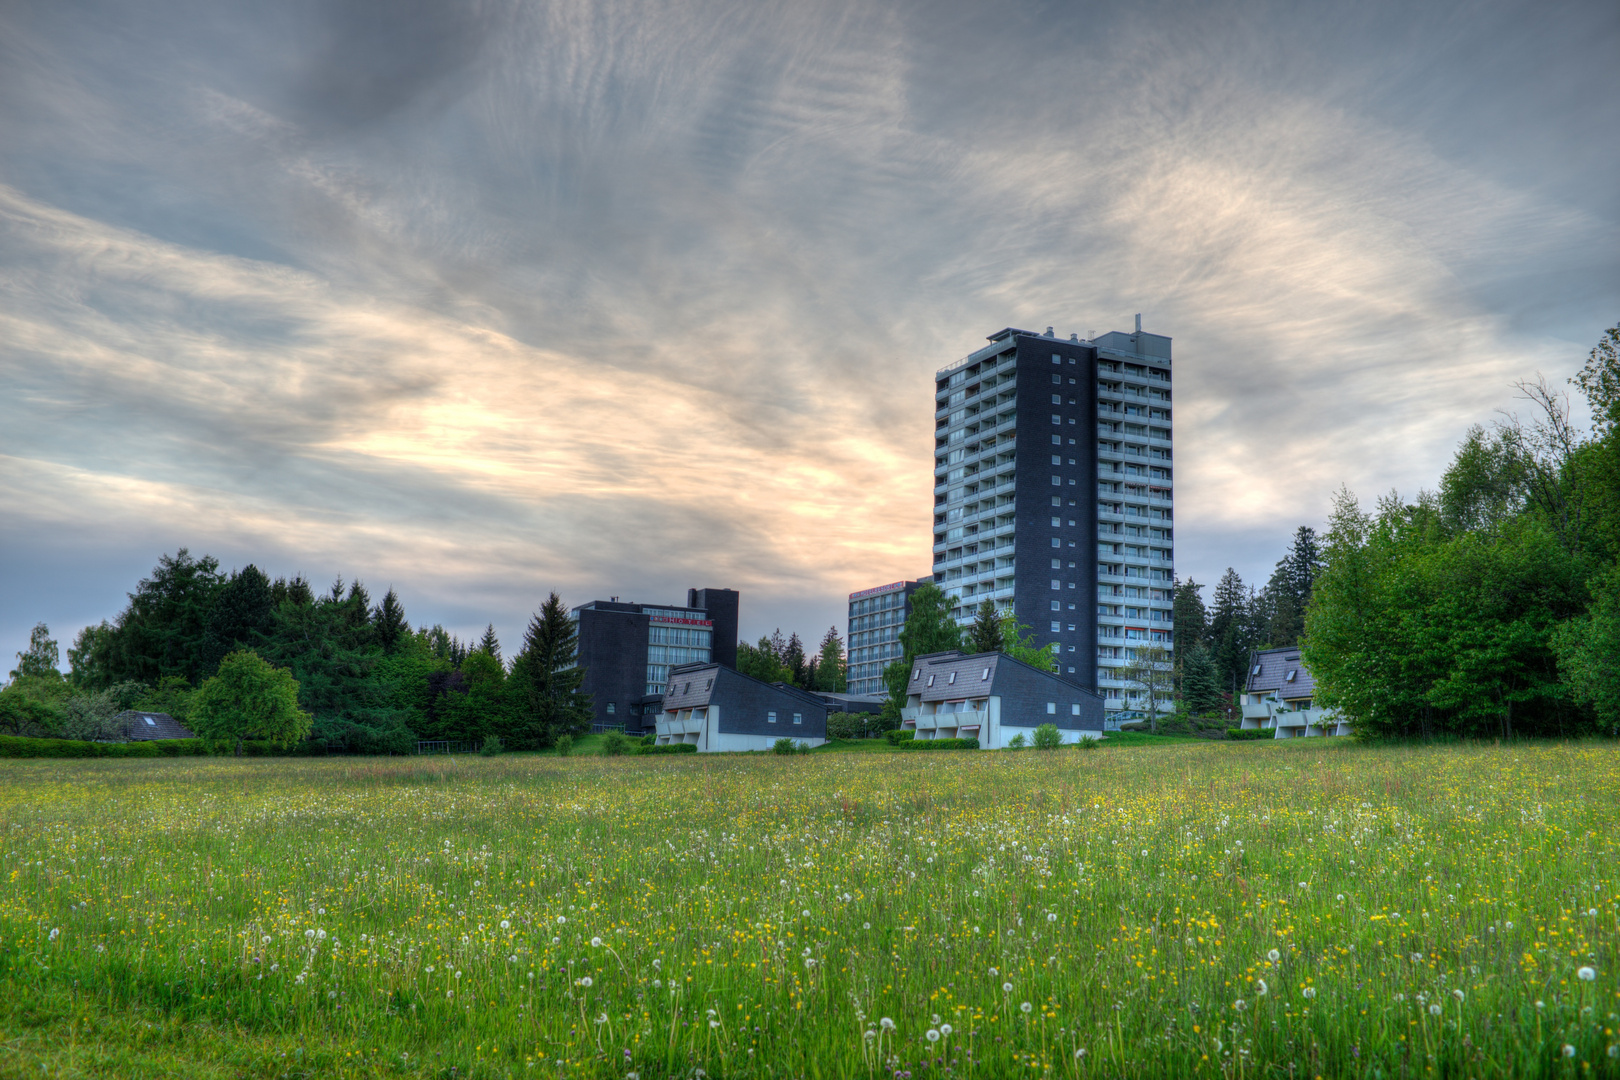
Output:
[
  {"left": 1226, "top": 728, "right": 1268, "bottom": 741},
  {"left": 640, "top": 734, "right": 655, "bottom": 746},
  {"left": 0, "top": 735, "right": 207, "bottom": 759},
  {"left": 882, "top": 729, "right": 915, "bottom": 746},
  {"left": 1032, "top": 723, "right": 1063, "bottom": 750},
  {"left": 638, "top": 742, "right": 697, "bottom": 755},
  {"left": 554, "top": 734, "right": 573, "bottom": 757},
  {"left": 772, "top": 738, "right": 796, "bottom": 756},
  {"left": 827, "top": 712, "right": 878, "bottom": 740},
  {"left": 601, "top": 731, "right": 630, "bottom": 757},
  {"left": 1077, "top": 736, "right": 1101, "bottom": 751},
  {"left": 480, "top": 735, "right": 504, "bottom": 757},
  {"left": 898, "top": 737, "right": 979, "bottom": 751},
  {"left": 1007, "top": 733, "right": 1027, "bottom": 749},
  {"left": 796, "top": 741, "right": 810, "bottom": 755}
]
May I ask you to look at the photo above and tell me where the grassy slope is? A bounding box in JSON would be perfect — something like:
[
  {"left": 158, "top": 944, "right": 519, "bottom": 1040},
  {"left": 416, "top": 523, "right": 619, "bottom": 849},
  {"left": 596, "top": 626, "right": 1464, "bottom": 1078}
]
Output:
[{"left": 2, "top": 739, "right": 1616, "bottom": 1078}]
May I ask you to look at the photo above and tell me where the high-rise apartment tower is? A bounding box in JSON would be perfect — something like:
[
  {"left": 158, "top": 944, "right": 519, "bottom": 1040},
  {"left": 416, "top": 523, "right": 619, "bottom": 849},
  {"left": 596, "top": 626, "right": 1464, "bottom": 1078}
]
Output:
[{"left": 932, "top": 322, "right": 1175, "bottom": 720}]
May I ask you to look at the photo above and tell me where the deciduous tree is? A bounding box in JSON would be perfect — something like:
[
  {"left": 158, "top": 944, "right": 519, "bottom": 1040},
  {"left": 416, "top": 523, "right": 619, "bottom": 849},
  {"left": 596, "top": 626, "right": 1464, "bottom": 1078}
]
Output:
[{"left": 190, "top": 650, "right": 312, "bottom": 756}]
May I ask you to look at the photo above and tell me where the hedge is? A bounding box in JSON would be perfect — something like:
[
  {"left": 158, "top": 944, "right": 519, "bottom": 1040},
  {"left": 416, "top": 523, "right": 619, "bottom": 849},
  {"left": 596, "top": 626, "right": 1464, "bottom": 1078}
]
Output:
[
  {"left": 1226, "top": 728, "right": 1268, "bottom": 741},
  {"left": 883, "top": 729, "right": 916, "bottom": 746},
  {"left": 899, "top": 737, "right": 980, "bottom": 751},
  {"left": 637, "top": 742, "right": 698, "bottom": 755},
  {"left": 0, "top": 735, "right": 208, "bottom": 759}
]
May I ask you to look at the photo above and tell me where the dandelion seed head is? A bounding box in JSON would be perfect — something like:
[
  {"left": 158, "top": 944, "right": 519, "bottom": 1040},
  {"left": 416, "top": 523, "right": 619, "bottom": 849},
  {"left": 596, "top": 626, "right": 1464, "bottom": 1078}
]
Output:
[{"left": 1579, "top": 967, "right": 1597, "bottom": 981}]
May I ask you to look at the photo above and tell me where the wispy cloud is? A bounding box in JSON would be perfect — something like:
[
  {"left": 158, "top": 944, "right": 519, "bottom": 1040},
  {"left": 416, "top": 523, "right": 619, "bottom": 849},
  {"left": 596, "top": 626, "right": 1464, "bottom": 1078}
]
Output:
[{"left": 1, "top": 0, "right": 1615, "bottom": 653}]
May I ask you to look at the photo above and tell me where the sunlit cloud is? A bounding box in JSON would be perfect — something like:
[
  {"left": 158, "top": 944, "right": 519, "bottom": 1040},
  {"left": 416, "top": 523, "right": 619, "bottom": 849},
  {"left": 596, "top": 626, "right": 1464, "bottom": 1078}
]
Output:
[{"left": 0, "top": 0, "right": 1614, "bottom": 654}]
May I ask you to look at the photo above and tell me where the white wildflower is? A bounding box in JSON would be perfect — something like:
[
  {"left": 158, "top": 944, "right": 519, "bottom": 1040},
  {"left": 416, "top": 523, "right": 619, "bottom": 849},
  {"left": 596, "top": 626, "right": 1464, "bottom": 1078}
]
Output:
[{"left": 1579, "top": 967, "right": 1597, "bottom": 982}]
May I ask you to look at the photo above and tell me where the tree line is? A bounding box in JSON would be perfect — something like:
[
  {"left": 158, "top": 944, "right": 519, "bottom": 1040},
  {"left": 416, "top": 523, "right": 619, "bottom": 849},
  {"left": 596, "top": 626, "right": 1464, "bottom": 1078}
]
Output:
[
  {"left": 2, "top": 560, "right": 591, "bottom": 752},
  {"left": 1175, "top": 323, "right": 1619, "bottom": 739},
  {"left": 735, "top": 628, "right": 849, "bottom": 692}
]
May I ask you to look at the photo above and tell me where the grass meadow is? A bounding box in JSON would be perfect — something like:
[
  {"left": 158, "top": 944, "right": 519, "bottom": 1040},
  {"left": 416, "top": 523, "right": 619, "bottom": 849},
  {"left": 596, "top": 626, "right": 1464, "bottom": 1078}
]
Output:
[{"left": 1, "top": 738, "right": 1616, "bottom": 1079}]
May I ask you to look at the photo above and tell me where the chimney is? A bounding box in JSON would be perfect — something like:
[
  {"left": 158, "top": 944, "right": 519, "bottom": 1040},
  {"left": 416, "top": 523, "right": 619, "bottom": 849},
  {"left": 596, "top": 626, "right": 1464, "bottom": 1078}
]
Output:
[
  {"left": 1134, "top": 313, "right": 1142, "bottom": 333},
  {"left": 1069, "top": 333, "right": 1079, "bottom": 342},
  {"left": 1044, "top": 326, "right": 1055, "bottom": 337}
]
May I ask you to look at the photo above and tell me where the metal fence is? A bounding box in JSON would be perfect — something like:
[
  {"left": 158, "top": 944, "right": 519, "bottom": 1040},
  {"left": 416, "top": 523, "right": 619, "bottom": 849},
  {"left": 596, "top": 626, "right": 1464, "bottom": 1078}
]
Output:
[{"left": 416, "top": 740, "right": 477, "bottom": 755}]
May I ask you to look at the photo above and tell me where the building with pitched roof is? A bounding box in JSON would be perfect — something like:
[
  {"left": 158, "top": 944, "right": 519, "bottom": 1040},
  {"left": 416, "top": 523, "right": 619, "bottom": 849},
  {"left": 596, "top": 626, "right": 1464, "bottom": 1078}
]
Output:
[
  {"left": 109, "top": 711, "right": 196, "bottom": 741},
  {"left": 654, "top": 662, "right": 829, "bottom": 752},
  {"left": 1237, "top": 647, "right": 1350, "bottom": 738},
  {"left": 900, "top": 650, "right": 1104, "bottom": 748}
]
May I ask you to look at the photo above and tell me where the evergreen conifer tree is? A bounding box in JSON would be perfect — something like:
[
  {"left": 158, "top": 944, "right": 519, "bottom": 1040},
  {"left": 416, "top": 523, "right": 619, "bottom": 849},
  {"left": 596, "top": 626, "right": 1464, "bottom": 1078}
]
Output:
[
  {"left": 201, "top": 564, "right": 276, "bottom": 674},
  {"left": 783, "top": 633, "right": 807, "bottom": 688},
  {"left": 372, "top": 588, "right": 409, "bottom": 655},
  {"left": 966, "top": 600, "right": 1006, "bottom": 655},
  {"left": 478, "top": 623, "right": 501, "bottom": 662},
  {"left": 513, "top": 593, "right": 591, "bottom": 747},
  {"left": 815, "top": 627, "right": 847, "bottom": 692}
]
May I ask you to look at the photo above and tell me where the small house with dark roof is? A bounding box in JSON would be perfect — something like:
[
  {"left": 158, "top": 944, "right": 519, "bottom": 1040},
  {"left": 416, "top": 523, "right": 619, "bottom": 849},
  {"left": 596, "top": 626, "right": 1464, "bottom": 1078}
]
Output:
[
  {"left": 1237, "top": 648, "right": 1349, "bottom": 739},
  {"left": 655, "top": 662, "right": 829, "bottom": 752},
  {"left": 108, "top": 711, "right": 197, "bottom": 742},
  {"left": 900, "top": 650, "right": 1104, "bottom": 748}
]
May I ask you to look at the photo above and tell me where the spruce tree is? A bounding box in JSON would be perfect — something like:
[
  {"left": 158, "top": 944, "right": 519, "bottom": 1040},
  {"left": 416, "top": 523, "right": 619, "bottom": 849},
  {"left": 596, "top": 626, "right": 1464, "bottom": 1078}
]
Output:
[
  {"left": 784, "top": 633, "right": 808, "bottom": 688},
  {"left": 478, "top": 623, "right": 501, "bottom": 662},
  {"left": 514, "top": 593, "right": 591, "bottom": 747},
  {"left": 372, "top": 588, "right": 409, "bottom": 654},
  {"left": 965, "top": 600, "right": 1005, "bottom": 655},
  {"left": 1172, "top": 578, "right": 1207, "bottom": 653},
  {"left": 201, "top": 564, "right": 276, "bottom": 673},
  {"left": 815, "top": 627, "right": 847, "bottom": 692},
  {"left": 1208, "top": 569, "right": 1251, "bottom": 696}
]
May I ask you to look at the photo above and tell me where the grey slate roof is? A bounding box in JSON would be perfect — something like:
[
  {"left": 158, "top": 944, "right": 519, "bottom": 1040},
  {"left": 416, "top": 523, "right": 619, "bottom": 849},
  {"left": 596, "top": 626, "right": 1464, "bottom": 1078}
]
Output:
[
  {"left": 658, "top": 663, "right": 824, "bottom": 712},
  {"left": 1245, "top": 648, "right": 1316, "bottom": 700},
  {"left": 110, "top": 711, "right": 196, "bottom": 741},
  {"left": 909, "top": 651, "right": 1004, "bottom": 703}
]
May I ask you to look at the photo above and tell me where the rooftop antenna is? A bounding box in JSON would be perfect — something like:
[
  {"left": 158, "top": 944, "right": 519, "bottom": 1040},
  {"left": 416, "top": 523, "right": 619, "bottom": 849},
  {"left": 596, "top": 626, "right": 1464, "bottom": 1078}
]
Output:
[{"left": 1134, "top": 313, "right": 1142, "bottom": 333}]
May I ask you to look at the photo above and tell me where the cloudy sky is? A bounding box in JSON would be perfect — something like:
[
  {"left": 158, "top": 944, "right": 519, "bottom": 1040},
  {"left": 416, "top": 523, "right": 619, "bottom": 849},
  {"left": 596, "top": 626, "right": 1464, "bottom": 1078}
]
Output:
[{"left": 2, "top": 0, "right": 1616, "bottom": 666}]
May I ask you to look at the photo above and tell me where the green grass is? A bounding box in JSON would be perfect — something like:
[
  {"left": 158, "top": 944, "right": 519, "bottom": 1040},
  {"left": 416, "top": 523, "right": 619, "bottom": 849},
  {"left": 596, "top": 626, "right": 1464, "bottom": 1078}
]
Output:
[{"left": 1, "top": 739, "right": 1617, "bottom": 1078}]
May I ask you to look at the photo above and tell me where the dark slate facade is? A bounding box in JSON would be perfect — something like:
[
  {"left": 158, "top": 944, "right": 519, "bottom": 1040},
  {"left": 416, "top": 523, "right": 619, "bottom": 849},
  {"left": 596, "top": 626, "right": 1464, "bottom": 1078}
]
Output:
[
  {"left": 656, "top": 662, "right": 829, "bottom": 750},
  {"left": 934, "top": 329, "right": 1100, "bottom": 691},
  {"left": 687, "top": 589, "right": 739, "bottom": 669},
  {"left": 573, "top": 589, "right": 740, "bottom": 735},
  {"left": 1009, "top": 331, "right": 1100, "bottom": 687}
]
